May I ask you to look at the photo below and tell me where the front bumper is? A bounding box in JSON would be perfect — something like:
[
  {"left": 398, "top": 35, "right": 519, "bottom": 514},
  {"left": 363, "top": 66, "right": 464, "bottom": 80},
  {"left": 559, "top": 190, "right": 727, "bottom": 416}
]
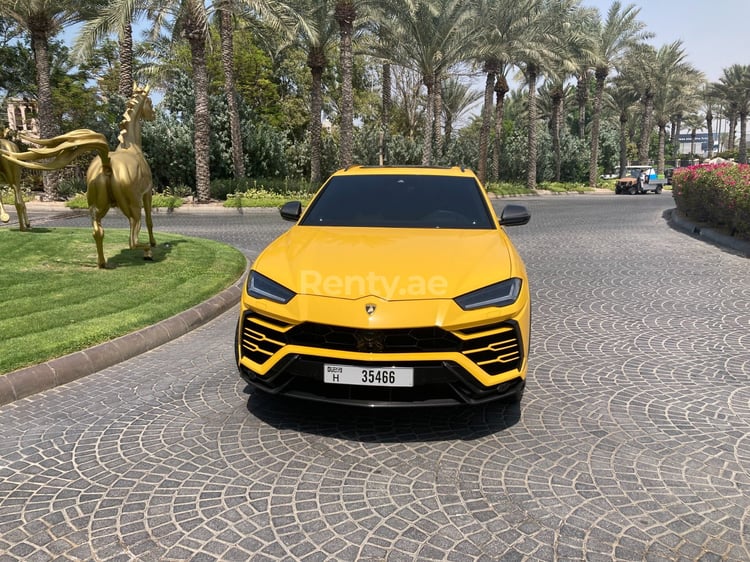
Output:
[{"left": 235, "top": 310, "right": 528, "bottom": 407}]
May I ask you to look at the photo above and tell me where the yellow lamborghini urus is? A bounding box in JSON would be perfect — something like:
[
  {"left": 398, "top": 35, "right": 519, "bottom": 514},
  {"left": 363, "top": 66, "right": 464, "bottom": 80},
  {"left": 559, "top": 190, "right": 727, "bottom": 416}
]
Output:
[{"left": 235, "top": 166, "right": 531, "bottom": 407}]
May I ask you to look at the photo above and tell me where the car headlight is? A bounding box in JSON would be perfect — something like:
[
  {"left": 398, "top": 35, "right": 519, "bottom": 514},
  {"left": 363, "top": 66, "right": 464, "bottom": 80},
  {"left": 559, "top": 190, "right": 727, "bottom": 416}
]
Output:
[
  {"left": 454, "top": 278, "right": 522, "bottom": 310},
  {"left": 247, "top": 270, "right": 296, "bottom": 304}
]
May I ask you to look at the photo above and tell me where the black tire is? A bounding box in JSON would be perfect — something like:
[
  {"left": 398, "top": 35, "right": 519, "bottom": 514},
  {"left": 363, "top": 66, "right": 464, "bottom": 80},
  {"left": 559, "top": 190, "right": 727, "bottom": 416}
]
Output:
[
  {"left": 629, "top": 185, "right": 637, "bottom": 195},
  {"left": 655, "top": 185, "right": 662, "bottom": 194}
]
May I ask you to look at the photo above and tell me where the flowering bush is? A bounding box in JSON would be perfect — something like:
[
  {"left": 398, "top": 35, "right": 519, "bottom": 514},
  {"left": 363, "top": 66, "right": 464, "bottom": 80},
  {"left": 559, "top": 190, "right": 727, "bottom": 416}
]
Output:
[{"left": 672, "top": 163, "right": 750, "bottom": 237}]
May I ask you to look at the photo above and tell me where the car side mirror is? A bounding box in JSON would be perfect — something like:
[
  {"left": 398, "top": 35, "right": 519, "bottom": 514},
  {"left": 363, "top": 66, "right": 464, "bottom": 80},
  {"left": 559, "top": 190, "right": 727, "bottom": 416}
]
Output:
[
  {"left": 280, "top": 201, "right": 302, "bottom": 222},
  {"left": 498, "top": 204, "right": 530, "bottom": 226}
]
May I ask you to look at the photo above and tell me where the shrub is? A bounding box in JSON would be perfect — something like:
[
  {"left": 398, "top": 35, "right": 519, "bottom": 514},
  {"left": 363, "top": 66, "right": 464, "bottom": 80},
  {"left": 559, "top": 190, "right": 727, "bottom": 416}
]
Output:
[
  {"left": 57, "top": 177, "right": 88, "bottom": 200},
  {"left": 65, "top": 192, "right": 185, "bottom": 210},
  {"left": 211, "top": 177, "right": 315, "bottom": 200},
  {"left": 673, "top": 163, "right": 750, "bottom": 237}
]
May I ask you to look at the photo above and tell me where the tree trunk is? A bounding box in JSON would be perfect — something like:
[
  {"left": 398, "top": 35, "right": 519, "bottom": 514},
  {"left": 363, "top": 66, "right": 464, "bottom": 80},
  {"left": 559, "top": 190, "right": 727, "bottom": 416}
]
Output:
[
  {"left": 421, "top": 75, "right": 434, "bottom": 166},
  {"left": 638, "top": 92, "right": 654, "bottom": 163},
  {"left": 444, "top": 110, "right": 453, "bottom": 153},
  {"left": 118, "top": 21, "right": 134, "bottom": 98},
  {"left": 380, "top": 63, "right": 391, "bottom": 165},
  {"left": 728, "top": 112, "right": 736, "bottom": 151},
  {"left": 526, "top": 65, "right": 538, "bottom": 190},
  {"left": 477, "top": 68, "right": 496, "bottom": 183},
  {"left": 619, "top": 112, "right": 628, "bottom": 177},
  {"left": 706, "top": 108, "right": 714, "bottom": 159},
  {"left": 186, "top": 5, "right": 211, "bottom": 202},
  {"left": 433, "top": 78, "right": 443, "bottom": 161},
  {"left": 29, "top": 27, "right": 60, "bottom": 199},
  {"left": 739, "top": 112, "right": 748, "bottom": 164},
  {"left": 335, "top": 2, "right": 355, "bottom": 168},
  {"left": 308, "top": 49, "right": 325, "bottom": 184},
  {"left": 492, "top": 76, "right": 508, "bottom": 182},
  {"left": 690, "top": 129, "right": 696, "bottom": 158},
  {"left": 219, "top": 6, "right": 245, "bottom": 179},
  {"left": 657, "top": 122, "right": 666, "bottom": 174},
  {"left": 551, "top": 87, "right": 563, "bottom": 182},
  {"left": 576, "top": 72, "right": 588, "bottom": 140},
  {"left": 588, "top": 68, "right": 607, "bottom": 187}
]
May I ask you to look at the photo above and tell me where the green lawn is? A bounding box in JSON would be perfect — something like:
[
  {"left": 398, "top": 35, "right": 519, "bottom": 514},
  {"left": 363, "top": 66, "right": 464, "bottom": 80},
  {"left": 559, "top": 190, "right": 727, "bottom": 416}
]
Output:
[{"left": 0, "top": 227, "right": 247, "bottom": 374}]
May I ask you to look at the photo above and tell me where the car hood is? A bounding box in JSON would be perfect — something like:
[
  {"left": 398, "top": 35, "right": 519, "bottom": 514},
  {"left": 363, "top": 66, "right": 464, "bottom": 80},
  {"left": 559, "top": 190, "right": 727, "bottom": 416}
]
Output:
[{"left": 253, "top": 226, "right": 516, "bottom": 301}]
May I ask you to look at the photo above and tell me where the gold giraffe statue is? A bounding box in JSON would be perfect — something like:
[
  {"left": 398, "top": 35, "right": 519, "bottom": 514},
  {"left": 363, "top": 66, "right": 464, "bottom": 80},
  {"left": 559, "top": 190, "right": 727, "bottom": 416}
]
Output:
[
  {"left": 0, "top": 138, "right": 31, "bottom": 230},
  {"left": 1, "top": 85, "right": 156, "bottom": 268}
]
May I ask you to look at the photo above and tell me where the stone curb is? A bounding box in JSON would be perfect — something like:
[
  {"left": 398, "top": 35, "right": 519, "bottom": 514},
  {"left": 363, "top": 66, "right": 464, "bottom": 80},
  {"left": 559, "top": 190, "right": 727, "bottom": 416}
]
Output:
[
  {"left": 0, "top": 277, "right": 244, "bottom": 407},
  {"left": 669, "top": 209, "right": 750, "bottom": 258}
]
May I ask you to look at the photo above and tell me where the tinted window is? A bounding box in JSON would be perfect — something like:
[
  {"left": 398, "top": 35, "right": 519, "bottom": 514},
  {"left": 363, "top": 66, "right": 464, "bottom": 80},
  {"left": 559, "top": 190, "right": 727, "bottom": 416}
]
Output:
[{"left": 300, "top": 174, "right": 495, "bottom": 229}]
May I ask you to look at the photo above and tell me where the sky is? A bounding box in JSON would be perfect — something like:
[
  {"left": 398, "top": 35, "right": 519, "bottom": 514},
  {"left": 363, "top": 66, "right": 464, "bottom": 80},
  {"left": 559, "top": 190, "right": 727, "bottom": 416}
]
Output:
[{"left": 581, "top": 0, "right": 750, "bottom": 83}]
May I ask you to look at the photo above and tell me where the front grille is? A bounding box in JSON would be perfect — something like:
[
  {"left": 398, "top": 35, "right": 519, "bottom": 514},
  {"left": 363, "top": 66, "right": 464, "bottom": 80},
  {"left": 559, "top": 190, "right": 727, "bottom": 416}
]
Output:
[
  {"left": 240, "top": 312, "right": 523, "bottom": 377},
  {"left": 240, "top": 313, "right": 292, "bottom": 364},
  {"left": 455, "top": 322, "right": 523, "bottom": 376},
  {"left": 287, "top": 323, "right": 460, "bottom": 353}
]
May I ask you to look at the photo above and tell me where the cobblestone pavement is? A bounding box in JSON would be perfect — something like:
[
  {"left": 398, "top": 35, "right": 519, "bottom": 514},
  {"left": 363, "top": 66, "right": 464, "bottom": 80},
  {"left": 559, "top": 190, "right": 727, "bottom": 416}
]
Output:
[{"left": 1, "top": 194, "right": 749, "bottom": 561}]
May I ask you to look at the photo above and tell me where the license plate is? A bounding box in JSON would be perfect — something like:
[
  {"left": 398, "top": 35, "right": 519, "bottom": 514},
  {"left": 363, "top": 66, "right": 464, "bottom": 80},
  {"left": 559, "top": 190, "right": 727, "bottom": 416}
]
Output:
[{"left": 324, "top": 364, "right": 414, "bottom": 387}]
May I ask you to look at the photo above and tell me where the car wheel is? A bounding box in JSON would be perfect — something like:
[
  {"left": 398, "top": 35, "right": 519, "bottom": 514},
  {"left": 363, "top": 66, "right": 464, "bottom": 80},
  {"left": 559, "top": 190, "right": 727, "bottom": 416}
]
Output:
[
  {"left": 629, "top": 186, "right": 637, "bottom": 195},
  {"left": 655, "top": 185, "right": 662, "bottom": 194},
  {"left": 615, "top": 186, "right": 622, "bottom": 194}
]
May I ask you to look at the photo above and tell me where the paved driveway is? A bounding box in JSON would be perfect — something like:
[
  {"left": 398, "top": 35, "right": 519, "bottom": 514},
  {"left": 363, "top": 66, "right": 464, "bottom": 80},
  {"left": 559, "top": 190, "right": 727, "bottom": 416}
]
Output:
[{"left": 1, "top": 194, "right": 749, "bottom": 561}]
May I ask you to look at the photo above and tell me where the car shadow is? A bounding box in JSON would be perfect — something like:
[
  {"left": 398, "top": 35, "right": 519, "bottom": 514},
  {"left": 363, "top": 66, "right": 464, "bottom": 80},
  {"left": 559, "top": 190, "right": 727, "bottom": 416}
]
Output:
[{"left": 244, "top": 387, "right": 522, "bottom": 442}]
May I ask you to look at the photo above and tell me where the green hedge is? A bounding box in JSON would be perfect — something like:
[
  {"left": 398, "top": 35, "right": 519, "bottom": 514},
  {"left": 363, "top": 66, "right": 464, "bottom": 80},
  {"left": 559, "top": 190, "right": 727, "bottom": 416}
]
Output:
[{"left": 672, "top": 163, "right": 750, "bottom": 237}]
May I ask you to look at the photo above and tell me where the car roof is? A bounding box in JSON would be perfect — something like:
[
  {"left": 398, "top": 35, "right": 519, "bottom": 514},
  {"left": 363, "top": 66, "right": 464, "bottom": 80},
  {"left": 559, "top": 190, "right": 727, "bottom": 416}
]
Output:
[{"left": 330, "top": 165, "right": 477, "bottom": 178}]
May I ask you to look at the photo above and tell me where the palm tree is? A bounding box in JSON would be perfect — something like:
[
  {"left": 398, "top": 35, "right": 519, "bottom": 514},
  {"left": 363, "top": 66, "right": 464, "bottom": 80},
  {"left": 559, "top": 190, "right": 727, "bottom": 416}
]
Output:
[
  {"left": 567, "top": 7, "right": 598, "bottom": 141},
  {"left": 715, "top": 64, "right": 750, "bottom": 164},
  {"left": 587, "top": 1, "right": 650, "bottom": 187},
  {"left": 683, "top": 112, "right": 705, "bottom": 159},
  {"left": 76, "top": 0, "right": 295, "bottom": 184},
  {"left": 491, "top": 68, "right": 510, "bottom": 181},
  {"left": 73, "top": 0, "right": 214, "bottom": 200},
  {"left": 72, "top": 0, "right": 142, "bottom": 98},
  {"left": 217, "top": 1, "right": 246, "bottom": 178},
  {"left": 516, "top": 0, "right": 576, "bottom": 190},
  {"left": 283, "top": 0, "right": 337, "bottom": 183},
  {"left": 376, "top": 0, "right": 474, "bottom": 166},
  {"left": 648, "top": 41, "right": 701, "bottom": 173},
  {"left": 0, "top": 0, "right": 95, "bottom": 198},
  {"left": 440, "top": 77, "right": 481, "bottom": 154},
  {"left": 542, "top": 1, "right": 596, "bottom": 182},
  {"left": 333, "top": 0, "right": 358, "bottom": 168},
  {"left": 470, "top": 0, "right": 538, "bottom": 183},
  {"left": 542, "top": 79, "right": 572, "bottom": 182},
  {"left": 216, "top": 1, "right": 295, "bottom": 179},
  {"left": 607, "top": 73, "right": 639, "bottom": 176},
  {"left": 142, "top": 0, "right": 213, "bottom": 200},
  {"left": 701, "top": 83, "right": 717, "bottom": 159}
]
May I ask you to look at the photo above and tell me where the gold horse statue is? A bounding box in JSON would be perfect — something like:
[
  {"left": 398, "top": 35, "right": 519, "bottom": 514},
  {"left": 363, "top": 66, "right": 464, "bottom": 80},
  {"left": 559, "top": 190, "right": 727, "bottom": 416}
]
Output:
[
  {"left": 1, "top": 85, "right": 156, "bottom": 268},
  {"left": 0, "top": 138, "right": 31, "bottom": 230}
]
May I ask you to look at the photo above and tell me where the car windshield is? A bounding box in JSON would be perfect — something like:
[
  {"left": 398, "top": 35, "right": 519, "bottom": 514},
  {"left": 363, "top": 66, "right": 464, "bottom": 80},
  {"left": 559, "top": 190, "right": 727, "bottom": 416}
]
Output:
[
  {"left": 300, "top": 174, "right": 495, "bottom": 229},
  {"left": 628, "top": 169, "right": 645, "bottom": 178}
]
